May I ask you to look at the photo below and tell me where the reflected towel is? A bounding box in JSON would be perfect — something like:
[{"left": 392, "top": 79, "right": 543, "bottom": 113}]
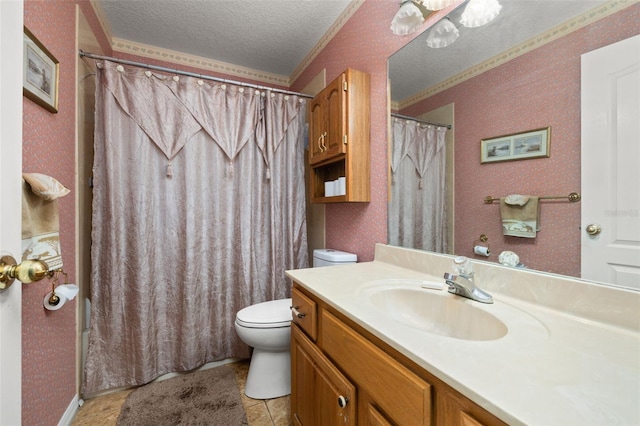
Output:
[
  {"left": 499, "top": 195, "right": 539, "bottom": 238},
  {"left": 22, "top": 174, "right": 70, "bottom": 269}
]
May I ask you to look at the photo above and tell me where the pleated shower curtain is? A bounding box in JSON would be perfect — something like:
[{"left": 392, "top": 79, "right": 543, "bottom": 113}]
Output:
[
  {"left": 389, "top": 117, "right": 448, "bottom": 252},
  {"left": 83, "top": 61, "right": 308, "bottom": 394}
]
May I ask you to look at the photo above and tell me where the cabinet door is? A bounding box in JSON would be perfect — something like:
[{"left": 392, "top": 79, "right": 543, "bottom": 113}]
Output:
[
  {"left": 359, "top": 392, "right": 395, "bottom": 426},
  {"left": 308, "top": 96, "right": 326, "bottom": 165},
  {"left": 436, "top": 387, "right": 507, "bottom": 426},
  {"left": 324, "top": 74, "right": 347, "bottom": 158},
  {"left": 292, "top": 324, "right": 356, "bottom": 426},
  {"left": 321, "top": 310, "right": 431, "bottom": 426}
]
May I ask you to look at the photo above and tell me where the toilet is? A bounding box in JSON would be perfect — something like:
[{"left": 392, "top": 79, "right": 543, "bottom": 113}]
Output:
[{"left": 234, "top": 249, "right": 357, "bottom": 399}]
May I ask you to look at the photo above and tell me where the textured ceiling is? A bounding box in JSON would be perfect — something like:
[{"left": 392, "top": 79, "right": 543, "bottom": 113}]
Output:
[{"left": 99, "top": 0, "right": 353, "bottom": 78}]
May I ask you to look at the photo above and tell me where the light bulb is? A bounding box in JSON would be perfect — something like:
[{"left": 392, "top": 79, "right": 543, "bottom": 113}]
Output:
[{"left": 460, "top": 0, "right": 502, "bottom": 28}]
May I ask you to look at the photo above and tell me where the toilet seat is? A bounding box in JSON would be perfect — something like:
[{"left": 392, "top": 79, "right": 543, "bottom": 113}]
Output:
[{"left": 235, "top": 298, "right": 292, "bottom": 329}]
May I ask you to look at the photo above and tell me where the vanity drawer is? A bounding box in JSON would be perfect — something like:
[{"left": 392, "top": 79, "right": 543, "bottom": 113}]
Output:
[
  {"left": 321, "top": 309, "right": 432, "bottom": 426},
  {"left": 291, "top": 286, "right": 317, "bottom": 341}
]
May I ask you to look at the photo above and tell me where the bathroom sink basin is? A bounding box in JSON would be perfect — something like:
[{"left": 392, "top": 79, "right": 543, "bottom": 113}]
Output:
[{"left": 361, "top": 281, "right": 508, "bottom": 341}]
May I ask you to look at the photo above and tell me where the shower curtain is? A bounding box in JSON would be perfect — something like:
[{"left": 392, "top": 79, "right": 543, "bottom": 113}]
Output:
[
  {"left": 83, "top": 61, "right": 308, "bottom": 394},
  {"left": 389, "top": 117, "right": 448, "bottom": 252}
]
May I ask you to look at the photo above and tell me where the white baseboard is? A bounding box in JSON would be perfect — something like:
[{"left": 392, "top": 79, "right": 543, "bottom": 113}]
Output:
[{"left": 57, "top": 393, "right": 79, "bottom": 426}]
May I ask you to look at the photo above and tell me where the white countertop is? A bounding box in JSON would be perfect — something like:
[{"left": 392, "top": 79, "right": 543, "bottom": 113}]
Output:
[{"left": 286, "top": 246, "right": 640, "bottom": 425}]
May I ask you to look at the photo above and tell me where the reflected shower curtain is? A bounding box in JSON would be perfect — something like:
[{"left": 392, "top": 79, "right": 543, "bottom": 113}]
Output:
[
  {"left": 83, "top": 61, "right": 308, "bottom": 394},
  {"left": 389, "top": 117, "right": 448, "bottom": 252}
]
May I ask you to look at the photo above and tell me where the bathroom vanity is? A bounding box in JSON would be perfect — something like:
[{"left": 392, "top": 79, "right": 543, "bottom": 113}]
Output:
[{"left": 286, "top": 244, "right": 640, "bottom": 425}]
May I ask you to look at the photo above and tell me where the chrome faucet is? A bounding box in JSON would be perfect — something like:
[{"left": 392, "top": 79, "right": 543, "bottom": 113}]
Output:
[{"left": 443, "top": 271, "right": 494, "bottom": 304}]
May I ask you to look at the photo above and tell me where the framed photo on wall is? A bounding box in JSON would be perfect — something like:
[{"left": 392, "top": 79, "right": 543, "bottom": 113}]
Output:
[
  {"left": 23, "top": 26, "right": 59, "bottom": 113},
  {"left": 480, "top": 127, "right": 550, "bottom": 164}
]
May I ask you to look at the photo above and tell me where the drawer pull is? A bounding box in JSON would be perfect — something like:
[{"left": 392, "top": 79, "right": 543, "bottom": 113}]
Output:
[
  {"left": 337, "top": 395, "right": 348, "bottom": 408},
  {"left": 290, "top": 306, "right": 306, "bottom": 318}
]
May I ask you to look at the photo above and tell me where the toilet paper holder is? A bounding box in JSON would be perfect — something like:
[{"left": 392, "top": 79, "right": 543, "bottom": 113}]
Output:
[
  {"left": 472, "top": 234, "right": 491, "bottom": 257},
  {"left": 47, "top": 269, "right": 68, "bottom": 306}
]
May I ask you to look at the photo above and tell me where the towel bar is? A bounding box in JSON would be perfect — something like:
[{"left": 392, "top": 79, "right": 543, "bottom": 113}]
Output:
[{"left": 484, "top": 192, "right": 581, "bottom": 204}]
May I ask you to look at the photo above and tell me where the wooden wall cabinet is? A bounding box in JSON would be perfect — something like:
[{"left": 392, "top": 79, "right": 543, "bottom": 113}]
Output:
[
  {"left": 290, "top": 283, "right": 508, "bottom": 426},
  {"left": 308, "top": 69, "right": 370, "bottom": 203}
]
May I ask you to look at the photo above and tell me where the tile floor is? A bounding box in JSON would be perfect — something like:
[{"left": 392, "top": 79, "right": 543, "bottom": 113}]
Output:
[{"left": 71, "top": 359, "right": 291, "bottom": 426}]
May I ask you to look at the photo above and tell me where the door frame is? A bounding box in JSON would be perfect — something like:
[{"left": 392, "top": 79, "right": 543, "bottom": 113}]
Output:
[{"left": 0, "top": 1, "right": 25, "bottom": 424}]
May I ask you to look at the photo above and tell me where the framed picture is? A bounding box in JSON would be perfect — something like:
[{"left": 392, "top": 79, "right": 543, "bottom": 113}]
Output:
[
  {"left": 480, "top": 127, "right": 550, "bottom": 164},
  {"left": 23, "top": 26, "right": 59, "bottom": 113}
]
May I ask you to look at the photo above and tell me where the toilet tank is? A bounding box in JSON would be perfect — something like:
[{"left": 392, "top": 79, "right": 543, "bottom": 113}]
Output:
[{"left": 313, "top": 249, "right": 357, "bottom": 267}]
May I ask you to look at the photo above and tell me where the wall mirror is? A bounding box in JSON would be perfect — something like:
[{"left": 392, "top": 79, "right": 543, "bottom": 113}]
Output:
[{"left": 387, "top": 0, "right": 637, "bottom": 287}]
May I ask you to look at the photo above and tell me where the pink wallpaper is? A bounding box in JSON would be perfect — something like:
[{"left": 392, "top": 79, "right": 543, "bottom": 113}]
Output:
[
  {"left": 400, "top": 4, "right": 639, "bottom": 276},
  {"left": 23, "top": 1, "right": 78, "bottom": 424}
]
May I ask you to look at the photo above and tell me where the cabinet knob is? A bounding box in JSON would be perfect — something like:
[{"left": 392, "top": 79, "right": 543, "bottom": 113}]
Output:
[
  {"left": 290, "top": 306, "right": 306, "bottom": 318},
  {"left": 337, "top": 395, "right": 348, "bottom": 408}
]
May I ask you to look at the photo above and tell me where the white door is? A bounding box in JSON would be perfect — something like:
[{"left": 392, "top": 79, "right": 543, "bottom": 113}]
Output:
[
  {"left": 0, "top": 1, "right": 24, "bottom": 424},
  {"left": 581, "top": 34, "right": 640, "bottom": 290}
]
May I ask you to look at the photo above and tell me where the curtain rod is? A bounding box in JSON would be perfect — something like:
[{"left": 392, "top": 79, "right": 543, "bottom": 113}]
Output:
[
  {"left": 79, "top": 50, "right": 314, "bottom": 99},
  {"left": 391, "top": 113, "right": 452, "bottom": 129}
]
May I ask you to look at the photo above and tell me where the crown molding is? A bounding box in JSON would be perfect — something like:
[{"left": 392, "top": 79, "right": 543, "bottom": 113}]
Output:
[
  {"left": 289, "top": 0, "right": 365, "bottom": 83},
  {"left": 110, "top": 38, "right": 290, "bottom": 87},
  {"left": 397, "top": 0, "right": 636, "bottom": 110}
]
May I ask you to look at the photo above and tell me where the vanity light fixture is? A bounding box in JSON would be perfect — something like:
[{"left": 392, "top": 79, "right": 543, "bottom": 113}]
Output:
[
  {"left": 390, "top": 0, "right": 458, "bottom": 36},
  {"left": 425, "top": 17, "right": 459, "bottom": 48},
  {"left": 391, "top": 0, "right": 502, "bottom": 47},
  {"left": 390, "top": 1, "right": 426, "bottom": 36},
  {"left": 422, "top": 0, "right": 457, "bottom": 10},
  {"left": 459, "top": 0, "right": 502, "bottom": 28}
]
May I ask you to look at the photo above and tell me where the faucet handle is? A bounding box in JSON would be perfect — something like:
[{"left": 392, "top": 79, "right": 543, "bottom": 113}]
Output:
[{"left": 443, "top": 272, "right": 457, "bottom": 281}]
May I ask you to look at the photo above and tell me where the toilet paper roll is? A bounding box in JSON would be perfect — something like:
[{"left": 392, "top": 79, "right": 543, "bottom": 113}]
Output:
[
  {"left": 43, "top": 284, "right": 78, "bottom": 311},
  {"left": 473, "top": 245, "right": 491, "bottom": 256},
  {"left": 325, "top": 181, "right": 335, "bottom": 197},
  {"left": 43, "top": 292, "right": 67, "bottom": 311},
  {"left": 337, "top": 177, "right": 346, "bottom": 196},
  {"left": 55, "top": 284, "right": 79, "bottom": 300}
]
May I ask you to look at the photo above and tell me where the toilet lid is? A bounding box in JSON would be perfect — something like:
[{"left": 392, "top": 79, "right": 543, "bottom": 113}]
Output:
[{"left": 235, "top": 298, "right": 292, "bottom": 328}]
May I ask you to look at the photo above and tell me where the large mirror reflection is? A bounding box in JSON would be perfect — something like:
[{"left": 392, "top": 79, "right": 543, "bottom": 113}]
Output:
[{"left": 388, "top": 0, "right": 639, "bottom": 288}]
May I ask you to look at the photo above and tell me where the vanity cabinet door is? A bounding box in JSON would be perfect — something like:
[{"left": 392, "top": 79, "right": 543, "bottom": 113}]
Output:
[
  {"left": 291, "top": 324, "right": 356, "bottom": 426},
  {"left": 321, "top": 309, "right": 432, "bottom": 426},
  {"left": 359, "top": 392, "right": 395, "bottom": 426},
  {"left": 436, "top": 387, "right": 507, "bottom": 426}
]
